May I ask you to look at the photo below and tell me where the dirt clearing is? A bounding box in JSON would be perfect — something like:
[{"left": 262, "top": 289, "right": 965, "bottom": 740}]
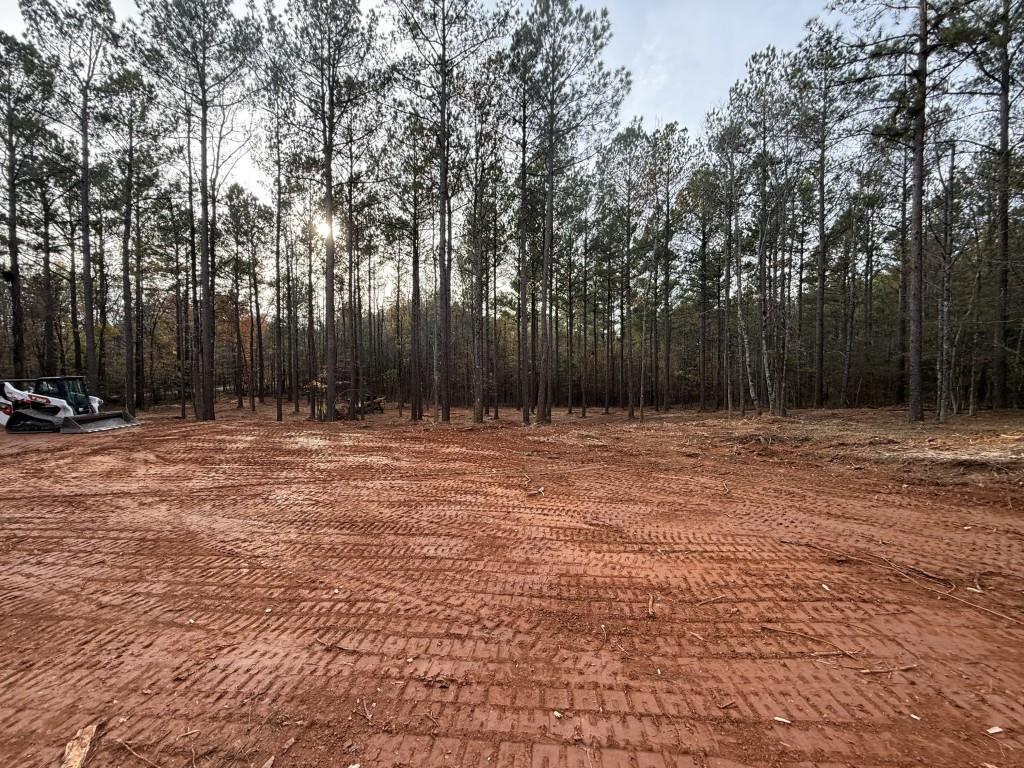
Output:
[{"left": 1, "top": 406, "right": 1022, "bottom": 767}]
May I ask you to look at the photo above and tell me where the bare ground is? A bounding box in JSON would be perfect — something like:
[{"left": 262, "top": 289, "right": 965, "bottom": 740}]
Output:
[{"left": 1, "top": 404, "right": 1022, "bottom": 768}]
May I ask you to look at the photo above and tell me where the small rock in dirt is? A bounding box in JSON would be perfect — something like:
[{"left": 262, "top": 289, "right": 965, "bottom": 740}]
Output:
[
  {"left": 987, "top": 726, "right": 1005, "bottom": 735},
  {"left": 552, "top": 710, "right": 563, "bottom": 719}
]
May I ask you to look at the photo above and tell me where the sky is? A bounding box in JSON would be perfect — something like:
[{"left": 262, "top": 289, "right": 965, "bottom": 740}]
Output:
[{"left": 602, "top": 0, "right": 830, "bottom": 130}]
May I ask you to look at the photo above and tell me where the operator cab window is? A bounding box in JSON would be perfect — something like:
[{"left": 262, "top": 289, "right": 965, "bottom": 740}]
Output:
[{"left": 63, "top": 379, "right": 87, "bottom": 396}]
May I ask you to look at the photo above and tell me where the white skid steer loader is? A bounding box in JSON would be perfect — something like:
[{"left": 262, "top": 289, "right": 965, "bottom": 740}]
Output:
[{"left": 1, "top": 376, "right": 139, "bottom": 434}]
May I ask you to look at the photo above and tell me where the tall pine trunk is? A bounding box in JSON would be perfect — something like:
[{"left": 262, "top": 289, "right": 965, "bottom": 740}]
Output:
[
  {"left": 907, "top": 0, "right": 928, "bottom": 422},
  {"left": 81, "top": 86, "right": 98, "bottom": 394},
  {"left": 120, "top": 121, "right": 135, "bottom": 414}
]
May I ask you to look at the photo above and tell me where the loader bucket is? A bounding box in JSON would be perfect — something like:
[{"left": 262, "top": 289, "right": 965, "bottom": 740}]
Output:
[{"left": 59, "top": 410, "right": 139, "bottom": 433}]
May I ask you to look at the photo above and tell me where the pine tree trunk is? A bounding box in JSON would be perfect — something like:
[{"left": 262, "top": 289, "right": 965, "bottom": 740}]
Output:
[
  {"left": 992, "top": 5, "right": 1011, "bottom": 408},
  {"left": 41, "top": 191, "right": 56, "bottom": 374},
  {"left": 5, "top": 121, "right": 25, "bottom": 377},
  {"left": 323, "top": 116, "right": 337, "bottom": 422},
  {"left": 134, "top": 199, "right": 144, "bottom": 410},
  {"left": 274, "top": 129, "right": 283, "bottom": 421},
  {"left": 517, "top": 81, "right": 530, "bottom": 425},
  {"left": 411, "top": 179, "right": 423, "bottom": 421},
  {"left": 121, "top": 123, "right": 135, "bottom": 414},
  {"left": 907, "top": 0, "right": 928, "bottom": 422},
  {"left": 199, "top": 86, "right": 216, "bottom": 419},
  {"left": 81, "top": 86, "right": 98, "bottom": 394}
]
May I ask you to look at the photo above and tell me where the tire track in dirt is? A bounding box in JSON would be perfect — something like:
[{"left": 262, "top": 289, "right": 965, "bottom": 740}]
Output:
[{"left": 1, "top": 407, "right": 1021, "bottom": 767}]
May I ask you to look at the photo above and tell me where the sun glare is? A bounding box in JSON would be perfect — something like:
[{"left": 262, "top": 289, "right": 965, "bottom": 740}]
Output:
[{"left": 316, "top": 221, "right": 332, "bottom": 238}]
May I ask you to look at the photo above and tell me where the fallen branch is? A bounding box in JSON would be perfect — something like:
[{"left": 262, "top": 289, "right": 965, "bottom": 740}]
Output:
[
  {"left": 697, "top": 595, "right": 726, "bottom": 607},
  {"left": 921, "top": 585, "right": 1024, "bottom": 626},
  {"left": 760, "top": 624, "right": 859, "bottom": 660},
  {"left": 117, "top": 740, "right": 164, "bottom": 768},
  {"left": 782, "top": 540, "right": 1024, "bottom": 627},
  {"left": 860, "top": 664, "right": 918, "bottom": 675}
]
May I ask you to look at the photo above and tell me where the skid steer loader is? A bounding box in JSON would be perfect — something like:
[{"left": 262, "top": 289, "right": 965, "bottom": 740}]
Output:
[{"left": 0, "top": 376, "right": 139, "bottom": 434}]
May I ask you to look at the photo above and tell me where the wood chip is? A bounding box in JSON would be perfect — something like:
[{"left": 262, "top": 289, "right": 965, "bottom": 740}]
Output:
[
  {"left": 987, "top": 726, "right": 1005, "bottom": 735},
  {"left": 773, "top": 716, "right": 792, "bottom": 724},
  {"left": 61, "top": 723, "right": 101, "bottom": 768}
]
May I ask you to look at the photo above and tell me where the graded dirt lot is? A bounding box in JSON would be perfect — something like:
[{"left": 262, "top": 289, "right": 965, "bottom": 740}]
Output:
[{"left": 1, "top": 405, "right": 1022, "bottom": 768}]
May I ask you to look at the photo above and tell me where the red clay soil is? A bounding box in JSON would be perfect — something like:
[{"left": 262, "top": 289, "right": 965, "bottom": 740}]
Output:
[{"left": 1, "top": 405, "right": 1022, "bottom": 768}]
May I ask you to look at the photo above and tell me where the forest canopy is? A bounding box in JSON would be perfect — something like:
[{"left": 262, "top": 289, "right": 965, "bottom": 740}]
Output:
[{"left": 1, "top": 0, "right": 1021, "bottom": 424}]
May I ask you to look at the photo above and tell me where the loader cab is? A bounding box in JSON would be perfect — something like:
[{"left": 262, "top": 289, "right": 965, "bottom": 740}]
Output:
[
  {"left": 14, "top": 377, "right": 96, "bottom": 414},
  {"left": 55, "top": 377, "right": 96, "bottom": 415}
]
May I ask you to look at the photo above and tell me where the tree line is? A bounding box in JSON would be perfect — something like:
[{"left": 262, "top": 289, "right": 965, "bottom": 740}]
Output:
[{"left": 1, "top": 0, "right": 1021, "bottom": 424}]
